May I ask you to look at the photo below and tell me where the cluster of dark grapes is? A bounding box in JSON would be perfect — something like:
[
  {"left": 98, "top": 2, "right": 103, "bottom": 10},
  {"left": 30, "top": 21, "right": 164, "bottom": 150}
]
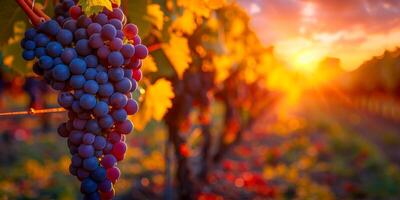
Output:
[{"left": 20, "top": 0, "right": 147, "bottom": 199}]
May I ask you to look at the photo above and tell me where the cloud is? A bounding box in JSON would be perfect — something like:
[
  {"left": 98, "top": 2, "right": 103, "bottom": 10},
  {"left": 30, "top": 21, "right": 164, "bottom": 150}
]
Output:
[{"left": 238, "top": 0, "right": 400, "bottom": 70}]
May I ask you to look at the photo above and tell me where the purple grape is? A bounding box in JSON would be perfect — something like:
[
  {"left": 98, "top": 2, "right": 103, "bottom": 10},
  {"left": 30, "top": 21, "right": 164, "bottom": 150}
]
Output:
[
  {"left": 91, "top": 167, "right": 106, "bottom": 182},
  {"left": 87, "top": 23, "right": 102, "bottom": 36},
  {"left": 79, "top": 144, "right": 95, "bottom": 158},
  {"left": 111, "top": 109, "right": 127, "bottom": 122},
  {"left": 70, "top": 58, "right": 87, "bottom": 74},
  {"left": 52, "top": 64, "right": 70, "bottom": 81},
  {"left": 101, "top": 24, "right": 116, "bottom": 41},
  {"left": 94, "top": 136, "right": 107, "bottom": 150},
  {"left": 61, "top": 48, "right": 77, "bottom": 64},
  {"left": 79, "top": 94, "right": 97, "bottom": 110},
  {"left": 110, "top": 92, "right": 128, "bottom": 108},
  {"left": 83, "top": 157, "right": 99, "bottom": 171},
  {"left": 125, "top": 99, "right": 138, "bottom": 115},
  {"left": 76, "top": 39, "right": 91, "bottom": 56},
  {"left": 81, "top": 178, "right": 97, "bottom": 194},
  {"left": 84, "top": 68, "right": 97, "bottom": 80},
  {"left": 69, "top": 75, "right": 86, "bottom": 89},
  {"left": 89, "top": 33, "right": 104, "bottom": 49},
  {"left": 83, "top": 133, "right": 96, "bottom": 144},
  {"left": 109, "top": 38, "right": 123, "bottom": 51},
  {"left": 39, "top": 56, "right": 54, "bottom": 70},
  {"left": 56, "top": 29, "right": 73, "bottom": 45},
  {"left": 100, "top": 154, "right": 116, "bottom": 169},
  {"left": 108, "top": 68, "right": 124, "bottom": 82},
  {"left": 93, "top": 101, "right": 109, "bottom": 117}
]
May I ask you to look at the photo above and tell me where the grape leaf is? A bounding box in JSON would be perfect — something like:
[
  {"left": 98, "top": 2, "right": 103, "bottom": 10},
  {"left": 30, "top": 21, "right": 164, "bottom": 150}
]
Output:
[
  {"left": 170, "top": 10, "right": 197, "bottom": 35},
  {"left": 126, "top": 0, "right": 151, "bottom": 37},
  {"left": 177, "top": 0, "right": 226, "bottom": 17},
  {"left": 78, "top": 0, "right": 113, "bottom": 16},
  {"left": 142, "top": 55, "right": 158, "bottom": 74},
  {"left": 145, "top": 4, "right": 164, "bottom": 30},
  {"left": 0, "top": 0, "right": 29, "bottom": 45},
  {"left": 130, "top": 78, "right": 175, "bottom": 131},
  {"left": 163, "top": 34, "right": 192, "bottom": 79}
]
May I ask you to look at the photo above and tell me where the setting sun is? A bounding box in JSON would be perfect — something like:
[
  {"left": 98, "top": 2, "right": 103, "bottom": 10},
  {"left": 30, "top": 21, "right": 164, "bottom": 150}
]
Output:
[{"left": 291, "top": 49, "right": 324, "bottom": 73}]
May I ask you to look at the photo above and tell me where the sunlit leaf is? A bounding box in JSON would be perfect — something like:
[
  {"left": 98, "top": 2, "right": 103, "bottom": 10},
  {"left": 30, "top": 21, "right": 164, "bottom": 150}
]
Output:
[
  {"left": 79, "top": 0, "right": 113, "bottom": 16},
  {"left": 170, "top": 10, "right": 197, "bottom": 35},
  {"left": 163, "top": 34, "right": 192, "bottom": 79},
  {"left": 177, "top": 0, "right": 226, "bottom": 17},
  {"left": 131, "top": 78, "right": 175, "bottom": 131},
  {"left": 142, "top": 55, "right": 158, "bottom": 74},
  {"left": 146, "top": 4, "right": 164, "bottom": 30}
]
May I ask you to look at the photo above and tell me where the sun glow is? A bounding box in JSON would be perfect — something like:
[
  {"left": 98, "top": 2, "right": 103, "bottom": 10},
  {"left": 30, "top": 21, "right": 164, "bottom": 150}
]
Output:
[{"left": 291, "top": 49, "right": 325, "bottom": 73}]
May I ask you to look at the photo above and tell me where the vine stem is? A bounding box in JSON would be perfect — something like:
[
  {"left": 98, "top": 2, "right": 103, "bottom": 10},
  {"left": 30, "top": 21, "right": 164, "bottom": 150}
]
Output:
[
  {"left": 0, "top": 107, "right": 66, "bottom": 117},
  {"left": 15, "top": 0, "right": 49, "bottom": 27}
]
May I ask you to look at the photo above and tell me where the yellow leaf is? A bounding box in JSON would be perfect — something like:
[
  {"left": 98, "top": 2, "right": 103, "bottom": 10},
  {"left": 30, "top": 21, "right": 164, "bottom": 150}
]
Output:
[
  {"left": 213, "top": 55, "right": 232, "bottom": 84},
  {"left": 79, "top": 0, "right": 113, "bottom": 16},
  {"left": 130, "top": 79, "right": 175, "bottom": 131},
  {"left": 146, "top": 4, "right": 164, "bottom": 30},
  {"left": 170, "top": 10, "right": 197, "bottom": 35},
  {"left": 163, "top": 34, "right": 192, "bottom": 79},
  {"left": 142, "top": 55, "right": 158, "bottom": 74},
  {"left": 177, "top": 0, "right": 226, "bottom": 17}
]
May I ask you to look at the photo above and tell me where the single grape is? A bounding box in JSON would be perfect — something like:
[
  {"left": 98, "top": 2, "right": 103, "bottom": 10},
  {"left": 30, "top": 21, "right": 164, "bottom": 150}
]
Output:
[
  {"left": 120, "top": 44, "right": 135, "bottom": 58},
  {"left": 93, "top": 136, "right": 107, "bottom": 150},
  {"left": 76, "top": 39, "right": 91, "bottom": 56},
  {"left": 85, "top": 55, "right": 98, "bottom": 67},
  {"left": 84, "top": 80, "right": 99, "bottom": 94},
  {"left": 109, "top": 38, "right": 123, "bottom": 51},
  {"left": 87, "top": 23, "right": 102, "bottom": 36},
  {"left": 84, "top": 68, "right": 98, "bottom": 80},
  {"left": 110, "top": 92, "right": 128, "bottom": 108},
  {"left": 134, "top": 44, "right": 148, "bottom": 59},
  {"left": 95, "top": 71, "right": 108, "bottom": 84},
  {"left": 108, "top": 67, "right": 124, "bottom": 82},
  {"left": 69, "top": 75, "right": 86, "bottom": 89},
  {"left": 100, "top": 154, "right": 117, "bottom": 169},
  {"left": 89, "top": 33, "right": 104, "bottom": 49},
  {"left": 61, "top": 48, "right": 77, "bottom": 64},
  {"left": 83, "top": 157, "right": 99, "bottom": 171},
  {"left": 56, "top": 29, "right": 73, "bottom": 45},
  {"left": 114, "top": 78, "right": 132, "bottom": 93},
  {"left": 52, "top": 64, "right": 70, "bottom": 81},
  {"left": 91, "top": 167, "right": 106, "bottom": 182},
  {"left": 101, "top": 24, "right": 117, "bottom": 41},
  {"left": 83, "top": 133, "right": 96, "bottom": 144},
  {"left": 81, "top": 178, "right": 98, "bottom": 194},
  {"left": 79, "top": 94, "right": 97, "bottom": 110},
  {"left": 106, "top": 166, "right": 121, "bottom": 182},
  {"left": 98, "top": 83, "right": 114, "bottom": 97},
  {"left": 39, "top": 56, "right": 54, "bottom": 70},
  {"left": 93, "top": 101, "right": 109, "bottom": 117},
  {"left": 125, "top": 99, "right": 138, "bottom": 115},
  {"left": 123, "top": 24, "right": 138, "bottom": 40},
  {"left": 79, "top": 144, "right": 95, "bottom": 158},
  {"left": 70, "top": 58, "right": 87, "bottom": 74},
  {"left": 108, "top": 51, "right": 124, "bottom": 67},
  {"left": 111, "top": 109, "right": 127, "bottom": 122},
  {"left": 46, "top": 41, "right": 63, "bottom": 57}
]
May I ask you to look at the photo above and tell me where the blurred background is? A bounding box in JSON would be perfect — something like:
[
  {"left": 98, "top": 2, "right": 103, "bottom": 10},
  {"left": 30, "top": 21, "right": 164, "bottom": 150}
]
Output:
[{"left": 1, "top": 0, "right": 400, "bottom": 199}]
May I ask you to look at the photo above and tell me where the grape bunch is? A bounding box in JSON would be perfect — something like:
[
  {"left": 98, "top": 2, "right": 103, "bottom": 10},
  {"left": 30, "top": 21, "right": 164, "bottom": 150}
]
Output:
[{"left": 20, "top": 0, "right": 147, "bottom": 199}]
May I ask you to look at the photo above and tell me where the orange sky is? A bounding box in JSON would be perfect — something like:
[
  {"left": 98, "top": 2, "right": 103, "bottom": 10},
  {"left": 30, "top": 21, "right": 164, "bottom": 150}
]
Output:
[{"left": 240, "top": 0, "right": 400, "bottom": 72}]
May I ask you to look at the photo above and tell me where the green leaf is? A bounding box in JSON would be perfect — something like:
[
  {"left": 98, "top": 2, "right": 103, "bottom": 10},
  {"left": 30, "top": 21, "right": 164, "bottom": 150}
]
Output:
[
  {"left": 78, "top": 0, "right": 113, "bottom": 16},
  {"left": 0, "top": 0, "right": 29, "bottom": 45}
]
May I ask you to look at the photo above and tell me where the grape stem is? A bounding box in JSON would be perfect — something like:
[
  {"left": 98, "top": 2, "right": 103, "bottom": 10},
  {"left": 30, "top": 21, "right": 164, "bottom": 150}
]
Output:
[
  {"left": 0, "top": 107, "right": 66, "bottom": 117},
  {"left": 15, "top": 0, "right": 50, "bottom": 27}
]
